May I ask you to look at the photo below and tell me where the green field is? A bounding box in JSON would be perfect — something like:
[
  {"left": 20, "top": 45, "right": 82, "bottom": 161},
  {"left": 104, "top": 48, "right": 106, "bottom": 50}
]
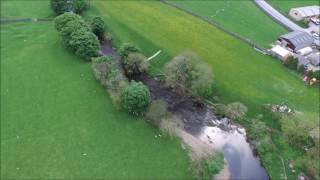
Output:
[
  {"left": 169, "top": 0, "right": 288, "bottom": 47},
  {"left": 1, "top": 0, "right": 53, "bottom": 18},
  {"left": 268, "top": 0, "right": 320, "bottom": 14},
  {"left": 87, "top": 1, "right": 319, "bottom": 178},
  {"left": 0, "top": 3, "right": 191, "bottom": 179}
]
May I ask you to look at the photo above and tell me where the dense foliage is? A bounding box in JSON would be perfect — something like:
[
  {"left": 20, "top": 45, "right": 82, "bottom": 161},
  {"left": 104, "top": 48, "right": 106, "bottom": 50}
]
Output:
[
  {"left": 165, "top": 52, "right": 214, "bottom": 98},
  {"left": 119, "top": 43, "right": 141, "bottom": 59},
  {"left": 54, "top": 12, "right": 100, "bottom": 61},
  {"left": 121, "top": 81, "right": 151, "bottom": 116},
  {"left": 123, "top": 53, "right": 149, "bottom": 76},
  {"left": 224, "top": 102, "right": 248, "bottom": 120},
  {"left": 91, "top": 17, "right": 105, "bottom": 39},
  {"left": 283, "top": 57, "right": 298, "bottom": 70},
  {"left": 50, "top": 0, "right": 88, "bottom": 15}
]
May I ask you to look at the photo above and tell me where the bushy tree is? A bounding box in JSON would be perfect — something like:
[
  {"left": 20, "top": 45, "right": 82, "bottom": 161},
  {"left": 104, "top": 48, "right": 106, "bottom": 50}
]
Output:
[
  {"left": 91, "top": 17, "right": 105, "bottom": 39},
  {"left": 249, "top": 118, "right": 268, "bottom": 140},
  {"left": 69, "top": 29, "right": 101, "bottom": 61},
  {"left": 119, "top": 43, "right": 140, "bottom": 59},
  {"left": 54, "top": 12, "right": 82, "bottom": 32},
  {"left": 50, "top": 0, "right": 73, "bottom": 15},
  {"left": 60, "top": 18, "right": 90, "bottom": 48},
  {"left": 50, "top": 0, "right": 88, "bottom": 15},
  {"left": 165, "top": 52, "right": 214, "bottom": 97},
  {"left": 73, "top": 0, "right": 89, "bottom": 14},
  {"left": 121, "top": 81, "right": 151, "bottom": 116},
  {"left": 123, "top": 53, "right": 149, "bottom": 76},
  {"left": 224, "top": 102, "right": 248, "bottom": 120}
]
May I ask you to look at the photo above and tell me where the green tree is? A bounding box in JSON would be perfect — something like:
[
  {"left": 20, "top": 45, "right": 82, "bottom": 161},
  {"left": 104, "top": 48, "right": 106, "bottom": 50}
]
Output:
[
  {"left": 91, "top": 17, "right": 105, "bottom": 39},
  {"left": 69, "top": 29, "right": 101, "bottom": 61},
  {"left": 119, "top": 43, "right": 140, "bottom": 59},
  {"left": 54, "top": 12, "right": 82, "bottom": 32},
  {"left": 250, "top": 118, "right": 267, "bottom": 140},
  {"left": 60, "top": 18, "right": 90, "bottom": 48},
  {"left": 224, "top": 102, "right": 248, "bottom": 120},
  {"left": 50, "top": 0, "right": 73, "bottom": 15},
  {"left": 123, "top": 53, "right": 149, "bottom": 76},
  {"left": 121, "top": 81, "right": 151, "bottom": 116},
  {"left": 165, "top": 51, "right": 214, "bottom": 97},
  {"left": 73, "top": 0, "right": 89, "bottom": 14}
]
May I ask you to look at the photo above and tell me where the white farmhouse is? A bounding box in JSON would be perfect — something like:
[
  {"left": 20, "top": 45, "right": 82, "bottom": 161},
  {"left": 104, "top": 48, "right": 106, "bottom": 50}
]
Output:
[{"left": 289, "top": 6, "right": 320, "bottom": 21}]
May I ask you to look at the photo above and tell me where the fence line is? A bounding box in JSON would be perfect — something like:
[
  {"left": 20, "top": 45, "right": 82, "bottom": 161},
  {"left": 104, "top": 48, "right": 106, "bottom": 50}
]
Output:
[
  {"left": 160, "top": 0, "right": 269, "bottom": 55},
  {"left": 1, "top": 18, "right": 53, "bottom": 24}
]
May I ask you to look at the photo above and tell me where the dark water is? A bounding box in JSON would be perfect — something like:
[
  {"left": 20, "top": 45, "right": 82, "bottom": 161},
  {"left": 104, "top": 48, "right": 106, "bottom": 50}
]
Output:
[{"left": 199, "top": 126, "right": 269, "bottom": 180}]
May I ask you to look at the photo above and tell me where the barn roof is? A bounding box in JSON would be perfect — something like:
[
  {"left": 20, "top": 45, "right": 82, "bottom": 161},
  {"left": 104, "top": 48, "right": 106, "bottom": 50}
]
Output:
[
  {"left": 280, "top": 31, "right": 314, "bottom": 50},
  {"left": 290, "top": 6, "right": 320, "bottom": 17}
]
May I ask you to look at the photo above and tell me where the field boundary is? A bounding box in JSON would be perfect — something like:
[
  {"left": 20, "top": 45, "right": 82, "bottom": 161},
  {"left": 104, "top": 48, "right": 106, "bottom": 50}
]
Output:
[
  {"left": 1, "top": 18, "right": 53, "bottom": 24},
  {"left": 161, "top": 0, "right": 269, "bottom": 54}
]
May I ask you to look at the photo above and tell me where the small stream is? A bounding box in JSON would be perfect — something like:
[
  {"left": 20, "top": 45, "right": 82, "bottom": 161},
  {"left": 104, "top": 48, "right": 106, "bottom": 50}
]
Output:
[{"left": 100, "top": 40, "right": 269, "bottom": 180}]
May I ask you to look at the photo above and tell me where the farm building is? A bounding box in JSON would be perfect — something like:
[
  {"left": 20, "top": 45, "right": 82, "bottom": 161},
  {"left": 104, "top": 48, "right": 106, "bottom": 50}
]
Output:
[
  {"left": 289, "top": 6, "right": 320, "bottom": 21},
  {"left": 270, "top": 45, "right": 292, "bottom": 61},
  {"left": 278, "top": 31, "right": 314, "bottom": 51}
]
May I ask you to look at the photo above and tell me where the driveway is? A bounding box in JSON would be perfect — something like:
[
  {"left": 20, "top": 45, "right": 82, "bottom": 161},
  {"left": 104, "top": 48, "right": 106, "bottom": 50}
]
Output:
[{"left": 254, "top": 0, "right": 304, "bottom": 31}]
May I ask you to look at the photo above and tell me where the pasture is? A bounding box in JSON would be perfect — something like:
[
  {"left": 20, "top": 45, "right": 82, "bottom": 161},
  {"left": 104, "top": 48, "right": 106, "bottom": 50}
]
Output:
[
  {"left": 87, "top": 1, "right": 319, "bottom": 178},
  {"left": 0, "top": 3, "right": 191, "bottom": 179},
  {"left": 169, "top": 0, "right": 288, "bottom": 47}
]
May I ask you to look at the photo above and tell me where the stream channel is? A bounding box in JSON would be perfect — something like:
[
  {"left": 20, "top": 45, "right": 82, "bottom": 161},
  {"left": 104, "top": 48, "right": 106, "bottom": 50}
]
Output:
[{"left": 101, "top": 40, "right": 269, "bottom": 180}]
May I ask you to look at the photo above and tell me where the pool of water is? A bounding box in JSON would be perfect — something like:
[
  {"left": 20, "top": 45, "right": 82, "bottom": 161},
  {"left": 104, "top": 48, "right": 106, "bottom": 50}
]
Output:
[{"left": 198, "top": 126, "right": 269, "bottom": 180}]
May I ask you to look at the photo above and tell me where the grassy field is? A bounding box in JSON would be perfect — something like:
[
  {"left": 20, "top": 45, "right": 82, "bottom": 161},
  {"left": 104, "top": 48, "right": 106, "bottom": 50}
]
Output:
[
  {"left": 268, "top": 0, "right": 320, "bottom": 14},
  {"left": 87, "top": 1, "right": 319, "bottom": 178},
  {"left": 0, "top": 6, "right": 192, "bottom": 180},
  {"left": 169, "top": 0, "right": 288, "bottom": 47},
  {"left": 1, "top": 0, "right": 53, "bottom": 18}
]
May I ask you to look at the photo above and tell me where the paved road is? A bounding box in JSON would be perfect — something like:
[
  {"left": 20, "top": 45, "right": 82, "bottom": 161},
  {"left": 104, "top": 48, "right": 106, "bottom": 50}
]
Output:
[{"left": 254, "top": 0, "right": 304, "bottom": 31}]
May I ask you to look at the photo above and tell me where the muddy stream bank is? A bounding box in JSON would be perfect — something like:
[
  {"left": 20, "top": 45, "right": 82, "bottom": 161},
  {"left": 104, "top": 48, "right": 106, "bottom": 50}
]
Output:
[{"left": 100, "top": 40, "right": 269, "bottom": 180}]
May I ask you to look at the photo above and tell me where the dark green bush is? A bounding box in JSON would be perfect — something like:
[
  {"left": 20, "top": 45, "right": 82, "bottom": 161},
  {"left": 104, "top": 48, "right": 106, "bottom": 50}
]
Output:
[
  {"left": 119, "top": 43, "right": 141, "bottom": 59},
  {"left": 73, "top": 0, "right": 89, "bottom": 14},
  {"left": 121, "top": 81, "right": 151, "bottom": 116},
  {"left": 60, "top": 19, "right": 90, "bottom": 48},
  {"left": 91, "top": 17, "right": 105, "bottom": 39},
  {"left": 50, "top": 0, "right": 73, "bottom": 15},
  {"left": 50, "top": 0, "right": 88, "bottom": 15},
  {"left": 249, "top": 118, "right": 267, "bottom": 140},
  {"left": 54, "top": 12, "right": 82, "bottom": 32},
  {"left": 123, "top": 53, "right": 149, "bottom": 76},
  {"left": 69, "top": 29, "right": 101, "bottom": 61}
]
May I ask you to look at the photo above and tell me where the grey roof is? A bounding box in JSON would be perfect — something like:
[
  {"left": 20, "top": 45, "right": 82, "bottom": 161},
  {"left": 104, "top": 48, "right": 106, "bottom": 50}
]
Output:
[
  {"left": 290, "top": 6, "right": 320, "bottom": 17},
  {"left": 280, "top": 31, "right": 314, "bottom": 50}
]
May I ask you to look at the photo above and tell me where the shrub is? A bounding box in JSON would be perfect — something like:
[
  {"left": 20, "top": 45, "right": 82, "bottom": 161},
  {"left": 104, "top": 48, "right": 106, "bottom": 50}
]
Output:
[
  {"left": 119, "top": 43, "right": 140, "bottom": 59},
  {"left": 190, "top": 152, "right": 225, "bottom": 180},
  {"left": 310, "top": 70, "right": 320, "bottom": 80},
  {"left": 121, "top": 81, "right": 151, "bottom": 116},
  {"left": 283, "top": 57, "right": 298, "bottom": 70},
  {"left": 297, "top": 65, "right": 306, "bottom": 74},
  {"left": 60, "top": 19, "right": 90, "bottom": 48},
  {"left": 159, "top": 116, "right": 184, "bottom": 138},
  {"left": 50, "top": 0, "right": 73, "bottom": 15},
  {"left": 249, "top": 118, "right": 268, "bottom": 140},
  {"left": 165, "top": 51, "right": 214, "bottom": 98},
  {"left": 73, "top": 0, "right": 89, "bottom": 14},
  {"left": 91, "top": 17, "right": 105, "bottom": 39},
  {"left": 123, "top": 53, "right": 149, "bottom": 76},
  {"left": 69, "top": 29, "right": 101, "bottom": 61},
  {"left": 224, "top": 102, "right": 248, "bottom": 120},
  {"left": 54, "top": 12, "right": 82, "bottom": 32},
  {"left": 255, "top": 135, "right": 273, "bottom": 155},
  {"left": 50, "top": 0, "right": 88, "bottom": 15},
  {"left": 145, "top": 100, "right": 168, "bottom": 126}
]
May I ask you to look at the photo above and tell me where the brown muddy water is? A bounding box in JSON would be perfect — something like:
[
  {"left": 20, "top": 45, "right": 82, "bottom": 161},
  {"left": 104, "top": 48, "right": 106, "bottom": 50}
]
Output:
[{"left": 100, "top": 41, "right": 269, "bottom": 180}]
